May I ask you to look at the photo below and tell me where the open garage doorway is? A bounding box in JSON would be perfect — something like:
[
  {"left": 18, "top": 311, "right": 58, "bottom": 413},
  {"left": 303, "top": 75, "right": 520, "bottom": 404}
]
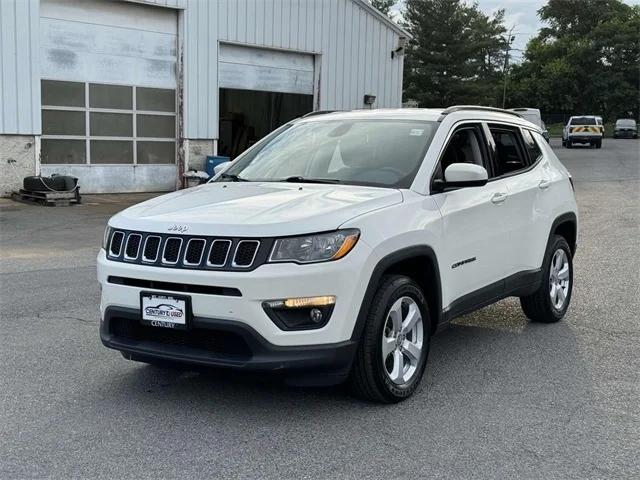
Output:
[{"left": 218, "top": 89, "right": 313, "bottom": 159}]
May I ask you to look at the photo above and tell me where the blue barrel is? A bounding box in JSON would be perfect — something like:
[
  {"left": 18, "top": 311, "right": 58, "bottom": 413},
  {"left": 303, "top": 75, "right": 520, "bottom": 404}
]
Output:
[{"left": 206, "top": 156, "right": 230, "bottom": 177}]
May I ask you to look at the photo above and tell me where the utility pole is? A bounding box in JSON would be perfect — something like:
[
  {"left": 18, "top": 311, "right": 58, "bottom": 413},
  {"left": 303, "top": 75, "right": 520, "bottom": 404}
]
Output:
[{"left": 502, "top": 26, "right": 516, "bottom": 109}]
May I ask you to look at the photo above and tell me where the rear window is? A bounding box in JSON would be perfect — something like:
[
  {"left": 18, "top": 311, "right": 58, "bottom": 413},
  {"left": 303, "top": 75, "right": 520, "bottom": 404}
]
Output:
[{"left": 570, "top": 117, "right": 596, "bottom": 125}]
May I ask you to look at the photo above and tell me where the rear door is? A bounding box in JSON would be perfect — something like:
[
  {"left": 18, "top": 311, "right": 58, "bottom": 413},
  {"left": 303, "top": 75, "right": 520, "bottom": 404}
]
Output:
[{"left": 486, "top": 124, "right": 547, "bottom": 276}]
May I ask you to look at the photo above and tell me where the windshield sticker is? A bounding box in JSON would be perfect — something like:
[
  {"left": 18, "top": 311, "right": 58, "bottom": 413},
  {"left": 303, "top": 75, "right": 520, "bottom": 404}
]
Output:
[{"left": 409, "top": 129, "right": 424, "bottom": 136}]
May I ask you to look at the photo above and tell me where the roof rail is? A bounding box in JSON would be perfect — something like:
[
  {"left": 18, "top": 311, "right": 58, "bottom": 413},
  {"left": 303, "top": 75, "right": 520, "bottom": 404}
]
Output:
[
  {"left": 302, "top": 110, "right": 343, "bottom": 118},
  {"left": 439, "top": 105, "right": 523, "bottom": 120}
]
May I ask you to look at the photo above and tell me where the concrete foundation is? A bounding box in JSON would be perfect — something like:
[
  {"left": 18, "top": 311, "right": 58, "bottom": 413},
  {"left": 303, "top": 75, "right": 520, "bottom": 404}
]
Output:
[
  {"left": 185, "top": 139, "right": 216, "bottom": 172},
  {"left": 0, "top": 135, "right": 37, "bottom": 197}
]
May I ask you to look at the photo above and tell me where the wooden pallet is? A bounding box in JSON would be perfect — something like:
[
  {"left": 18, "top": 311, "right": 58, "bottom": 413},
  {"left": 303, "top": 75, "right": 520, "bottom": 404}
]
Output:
[{"left": 12, "top": 188, "right": 82, "bottom": 207}]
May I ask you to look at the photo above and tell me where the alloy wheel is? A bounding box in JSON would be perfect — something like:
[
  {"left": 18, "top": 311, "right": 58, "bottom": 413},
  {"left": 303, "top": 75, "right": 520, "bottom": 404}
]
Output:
[
  {"left": 381, "top": 296, "right": 424, "bottom": 385},
  {"left": 549, "top": 249, "right": 570, "bottom": 310}
]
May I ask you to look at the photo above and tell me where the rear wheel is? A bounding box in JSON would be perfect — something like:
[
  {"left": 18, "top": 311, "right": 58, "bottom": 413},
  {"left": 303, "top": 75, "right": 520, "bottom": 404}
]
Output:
[
  {"left": 349, "top": 275, "right": 430, "bottom": 403},
  {"left": 520, "top": 235, "right": 573, "bottom": 323},
  {"left": 596, "top": 140, "right": 602, "bottom": 148}
]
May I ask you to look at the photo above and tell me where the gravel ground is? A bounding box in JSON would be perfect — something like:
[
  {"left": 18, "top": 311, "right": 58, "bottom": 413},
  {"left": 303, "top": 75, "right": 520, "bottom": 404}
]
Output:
[{"left": 1, "top": 139, "right": 639, "bottom": 479}]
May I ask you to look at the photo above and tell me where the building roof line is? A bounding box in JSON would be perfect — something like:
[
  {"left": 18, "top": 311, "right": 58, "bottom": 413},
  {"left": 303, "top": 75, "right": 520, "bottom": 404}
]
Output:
[{"left": 352, "top": 0, "right": 413, "bottom": 39}]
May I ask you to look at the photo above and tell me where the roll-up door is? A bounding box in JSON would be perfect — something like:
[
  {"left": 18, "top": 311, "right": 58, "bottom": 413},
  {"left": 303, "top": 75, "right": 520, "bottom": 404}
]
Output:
[{"left": 219, "top": 44, "right": 314, "bottom": 95}]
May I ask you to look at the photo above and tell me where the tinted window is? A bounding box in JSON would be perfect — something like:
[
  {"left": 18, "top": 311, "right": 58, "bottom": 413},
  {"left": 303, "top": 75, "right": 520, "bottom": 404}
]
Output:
[
  {"left": 219, "top": 120, "right": 438, "bottom": 188},
  {"left": 489, "top": 126, "right": 528, "bottom": 176},
  {"left": 521, "top": 129, "right": 542, "bottom": 163},
  {"left": 570, "top": 117, "right": 596, "bottom": 125},
  {"left": 434, "top": 126, "right": 487, "bottom": 181}
]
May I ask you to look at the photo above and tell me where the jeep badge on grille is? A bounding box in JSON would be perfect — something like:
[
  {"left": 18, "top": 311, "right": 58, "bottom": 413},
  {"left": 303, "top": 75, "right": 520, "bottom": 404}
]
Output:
[{"left": 168, "top": 224, "right": 189, "bottom": 233}]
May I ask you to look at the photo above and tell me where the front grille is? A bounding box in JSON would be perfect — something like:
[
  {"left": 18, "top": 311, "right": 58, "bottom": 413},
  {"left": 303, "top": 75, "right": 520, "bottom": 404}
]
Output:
[
  {"left": 106, "top": 229, "right": 270, "bottom": 271},
  {"left": 233, "top": 240, "right": 260, "bottom": 267},
  {"left": 163, "top": 238, "right": 182, "bottom": 264},
  {"left": 110, "top": 317, "right": 252, "bottom": 360}
]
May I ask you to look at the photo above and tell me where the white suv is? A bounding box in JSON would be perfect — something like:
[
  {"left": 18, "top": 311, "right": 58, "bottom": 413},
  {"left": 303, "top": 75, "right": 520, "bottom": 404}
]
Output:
[{"left": 99, "top": 106, "right": 578, "bottom": 403}]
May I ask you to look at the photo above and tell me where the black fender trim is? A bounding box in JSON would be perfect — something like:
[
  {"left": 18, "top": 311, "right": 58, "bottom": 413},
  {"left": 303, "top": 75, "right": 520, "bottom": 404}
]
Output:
[
  {"left": 350, "top": 246, "right": 442, "bottom": 342},
  {"left": 548, "top": 212, "right": 578, "bottom": 254}
]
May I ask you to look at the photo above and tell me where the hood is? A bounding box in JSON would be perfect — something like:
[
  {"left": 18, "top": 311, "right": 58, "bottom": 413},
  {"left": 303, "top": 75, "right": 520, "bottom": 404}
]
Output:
[{"left": 111, "top": 182, "right": 403, "bottom": 236}]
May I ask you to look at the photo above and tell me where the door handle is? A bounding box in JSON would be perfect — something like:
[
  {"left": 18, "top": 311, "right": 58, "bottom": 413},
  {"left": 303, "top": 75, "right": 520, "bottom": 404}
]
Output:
[
  {"left": 539, "top": 179, "right": 552, "bottom": 190},
  {"left": 491, "top": 192, "right": 508, "bottom": 204}
]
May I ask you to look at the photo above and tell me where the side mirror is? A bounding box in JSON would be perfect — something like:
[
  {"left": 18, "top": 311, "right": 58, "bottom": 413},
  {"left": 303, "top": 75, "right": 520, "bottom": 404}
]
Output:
[
  {"left": 433, "top": 163, "right": 488, "bottom": 192},
  {"left": 213, "top": 161, "right": 231, "bottom": 176}
]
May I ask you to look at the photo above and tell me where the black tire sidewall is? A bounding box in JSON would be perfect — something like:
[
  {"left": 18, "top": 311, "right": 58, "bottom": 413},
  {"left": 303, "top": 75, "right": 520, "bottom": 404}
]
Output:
[
  {"left": 542, "top": 236, "right": 574, "bottom": 319},
  {"left": 366, "top": 277, "right": 431, "bottom": 400}
]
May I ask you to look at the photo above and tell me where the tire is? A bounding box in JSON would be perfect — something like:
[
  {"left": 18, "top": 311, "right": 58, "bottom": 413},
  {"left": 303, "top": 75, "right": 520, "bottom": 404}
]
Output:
[
  {"left": 566, "top": 141, "right": 572, "bottom": 148},
  {"left": 348, "top": 275, "right": 431, "bottom": 403},
  {"left": 520, "top": 235, "right": 573, "bottom": 323},
  {"left": 596, "top": 140, "right": 602, "bottom": 149}
]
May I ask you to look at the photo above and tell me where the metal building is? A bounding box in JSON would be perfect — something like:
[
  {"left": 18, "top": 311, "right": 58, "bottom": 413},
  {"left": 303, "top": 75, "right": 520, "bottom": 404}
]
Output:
[{"left": 0, "top": 0, "right": 409, "bottom": 194}]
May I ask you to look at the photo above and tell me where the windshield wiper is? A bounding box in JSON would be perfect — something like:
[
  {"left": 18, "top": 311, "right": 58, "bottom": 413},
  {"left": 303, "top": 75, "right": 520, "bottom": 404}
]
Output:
[
  {"left": 219, "top": 173, "right": 249, "bottom": 182},
  {"left": 281, "top": 176, "right": 341, "bottom": 184}
]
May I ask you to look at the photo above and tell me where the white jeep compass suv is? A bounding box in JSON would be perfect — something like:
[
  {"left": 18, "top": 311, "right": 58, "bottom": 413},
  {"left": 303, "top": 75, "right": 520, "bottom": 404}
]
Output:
[{"left": 99, "top": 106, "right": 578, "bottom": 403}]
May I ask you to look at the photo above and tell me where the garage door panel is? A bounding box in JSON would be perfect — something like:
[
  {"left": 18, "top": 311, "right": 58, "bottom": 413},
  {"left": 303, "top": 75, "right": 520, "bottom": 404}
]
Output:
[
  {"left": 219, "top": 44, "right": 315, "bottom": 95},
  {"left": 41, "top": 18, "right": 176, "bottom": 87},
  {"left": 219, "top": 63, "right": 314, "bottom": 95}
]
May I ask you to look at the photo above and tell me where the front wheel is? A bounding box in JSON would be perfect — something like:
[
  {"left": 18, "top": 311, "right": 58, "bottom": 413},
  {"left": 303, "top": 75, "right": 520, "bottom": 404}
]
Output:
[
  {"left": 520, "top": 235, "right": 573, "bottom": 323},
  {"left": 348, "top": 275, "right": 430, "bottom": 403}
]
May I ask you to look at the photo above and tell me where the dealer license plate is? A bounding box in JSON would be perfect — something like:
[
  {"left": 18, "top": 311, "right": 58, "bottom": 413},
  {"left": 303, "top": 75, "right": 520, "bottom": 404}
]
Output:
[{"left": 140, "top": 292, "right": 190, "bottom": 329}]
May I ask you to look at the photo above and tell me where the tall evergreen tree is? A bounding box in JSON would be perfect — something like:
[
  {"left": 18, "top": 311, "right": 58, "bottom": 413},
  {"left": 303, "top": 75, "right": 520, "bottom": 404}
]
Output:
[
  {"left": 402, "top": 0, "right": 508, "bottom": 107},
  {"left": 508, "top": 0, "right": 639, "bottom": 119},
  {"left": 371, "top": 0, "right": 396, "bottom": 16}
]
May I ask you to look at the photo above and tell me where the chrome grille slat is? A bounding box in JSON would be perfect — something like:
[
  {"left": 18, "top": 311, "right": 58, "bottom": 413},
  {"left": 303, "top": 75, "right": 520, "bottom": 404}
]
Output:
[
  {"left": 184, "top": 239, "right": 206, "bottom": 266},
  {"left": 232, "top": 240, "right": 260, "bottom": 268},
  {"left": 124, "top": 233, "right": 142, "bottom": 260},
  {"left": 207, "top": 239, "right": 232, "bottom": 267},
  {"left": 142, "top": 235, "right": 161, "bottom": 262},
  {"left": 162, "top": 237, "right": 183, "bottom": 264},
  {"left": 109, "top": 231, "right": 125, "bottom": 257}
]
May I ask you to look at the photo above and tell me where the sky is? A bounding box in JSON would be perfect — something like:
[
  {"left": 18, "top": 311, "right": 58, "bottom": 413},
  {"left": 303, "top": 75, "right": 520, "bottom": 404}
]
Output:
[{"left": 390, "top": 0, "right": 640, "bottom": 62}]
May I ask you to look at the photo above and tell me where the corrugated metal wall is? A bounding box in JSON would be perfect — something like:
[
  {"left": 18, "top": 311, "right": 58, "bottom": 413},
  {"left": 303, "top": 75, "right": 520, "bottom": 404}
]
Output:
[
  {"left": 183, "top": 0, "right": 406, "bottom": 139},
  {"left": 0, "top": 0, "right": 40, "bottom": 135},
  {"left": 0, "top": 0, "right": 406, "bottom": 139}
]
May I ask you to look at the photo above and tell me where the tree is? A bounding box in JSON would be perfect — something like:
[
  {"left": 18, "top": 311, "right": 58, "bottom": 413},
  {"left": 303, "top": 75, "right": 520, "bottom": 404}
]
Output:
[
  {"left": 508, "top": 0, "right": 640, "bottom": 120},
  {"left": 371, "top": 0, "right": 396, "bottom": 16},
  {"left": 402, "top": 0, "right": 508, "bottom": 107}
]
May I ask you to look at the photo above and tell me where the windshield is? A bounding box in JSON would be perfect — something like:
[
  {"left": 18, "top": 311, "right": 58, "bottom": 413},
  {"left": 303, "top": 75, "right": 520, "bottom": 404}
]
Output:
[
  {"left": 570, "top": 117, "right": 596, "bottom": 125},
  {"left": 216, "top": 119, "right": 438, "bottom": 188},
  {"left": 616, "top": 119, "right": 636, "bottom": 127}
]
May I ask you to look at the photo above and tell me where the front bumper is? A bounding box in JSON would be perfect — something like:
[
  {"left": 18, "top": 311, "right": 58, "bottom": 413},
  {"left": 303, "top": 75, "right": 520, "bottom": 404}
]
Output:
[
  {"left": 614, "top": 130, "right": 637, "bottom": 138},
  {"left": 97, "top": 238, "right": 373, "bottom": 347},
  {"left": 101, "top": 306, "right": 357, "bottom": 385}
]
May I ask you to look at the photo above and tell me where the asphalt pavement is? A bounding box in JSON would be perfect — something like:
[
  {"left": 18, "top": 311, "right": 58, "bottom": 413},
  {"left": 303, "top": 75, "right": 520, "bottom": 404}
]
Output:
[{"left": 1, "top": 138, "right": 639, "bottom": 479}]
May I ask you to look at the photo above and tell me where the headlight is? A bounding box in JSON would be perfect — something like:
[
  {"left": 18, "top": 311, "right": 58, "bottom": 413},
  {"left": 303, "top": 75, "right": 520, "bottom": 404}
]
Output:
[
  {"left": 102, "top": 225, "right": 113, "bottom": 250},
  {"left": 269, "top": 229, "right": 360, "bottom": 264}
]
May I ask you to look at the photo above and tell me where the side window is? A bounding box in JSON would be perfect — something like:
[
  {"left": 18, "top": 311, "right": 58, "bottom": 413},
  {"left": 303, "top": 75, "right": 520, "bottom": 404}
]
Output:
[
  {"left": 521, "top": 129, "right": 542, "bottom": 164},
  {"left": 488, "top": 125, "right": 528, "bottom": 177},
  {"left": 433, "top": 125, "right": 488, "bottom": 181}
]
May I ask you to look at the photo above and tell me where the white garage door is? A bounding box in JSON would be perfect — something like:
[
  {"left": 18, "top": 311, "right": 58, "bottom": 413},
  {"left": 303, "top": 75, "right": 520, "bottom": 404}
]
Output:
[
  {"left": 219, "top": 44, "right": 314, "bottom": 95},
  {"left": 39, "top": 0, "right": 178, "bottom": 193}
]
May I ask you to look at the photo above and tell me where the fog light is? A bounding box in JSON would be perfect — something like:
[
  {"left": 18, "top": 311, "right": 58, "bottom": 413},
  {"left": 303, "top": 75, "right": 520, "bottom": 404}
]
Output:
[
  {"left": 310, "top": 308, "right": 323, "bottom": 323},
  {"left": 262, "top": 296, "right": 336, "bottom": 330}
]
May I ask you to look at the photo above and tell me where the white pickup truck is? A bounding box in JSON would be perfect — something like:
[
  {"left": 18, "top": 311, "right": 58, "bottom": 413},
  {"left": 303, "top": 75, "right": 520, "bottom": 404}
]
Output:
[{"left": 562, "top": 115, "right": 603, "bottom": 148}]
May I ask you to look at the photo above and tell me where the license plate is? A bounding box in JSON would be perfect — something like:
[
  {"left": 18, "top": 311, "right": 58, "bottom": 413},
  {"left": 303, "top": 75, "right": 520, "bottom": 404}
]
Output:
[{"left": 140, "top": 292, "right": 190, "bottom": 329}]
